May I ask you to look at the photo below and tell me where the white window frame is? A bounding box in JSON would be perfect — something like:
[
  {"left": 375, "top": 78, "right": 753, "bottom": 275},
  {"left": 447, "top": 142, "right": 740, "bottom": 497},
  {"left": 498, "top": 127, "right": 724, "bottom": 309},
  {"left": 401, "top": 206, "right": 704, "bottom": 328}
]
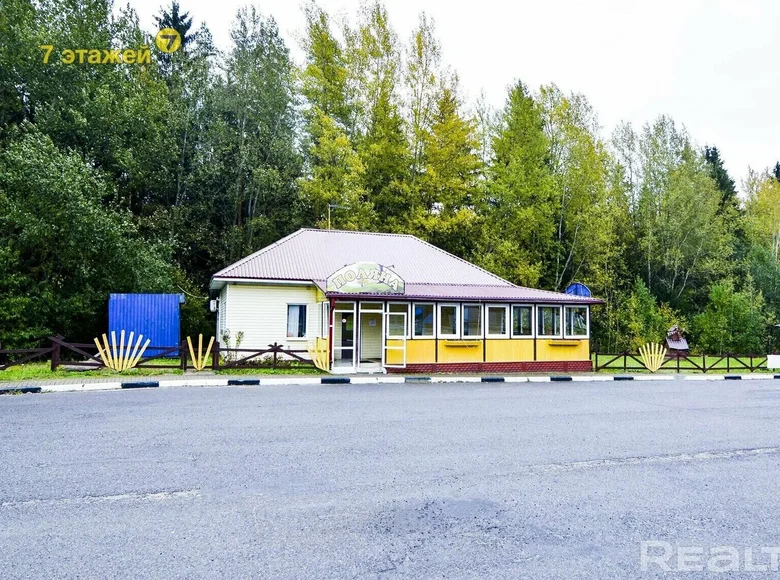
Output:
[
  {"left": 412, "top": 302, "right": 436, "bottom": 338},
  {"left": 461, "top": 303, "right": 484, "bottom": 339},
  {"left": 564, "top": 305, "right": 590, "bottom": 339},
  {"left": 386, "top": 302, "right": 411, "bottom": 339},
  {"left": 438, "top": 303, "right": 460, "bottom": 339},
  {"left": 537, "top": 305, "right": 563, "bottom": 338},
  {"left": 486, "top": 304, "right": 510, "bottom": 338},
  {"left": 286, "top": 303, "right": 308, "bottom": 340},
  {"left": 510, "top": 304, "right": 534, "bottom": 338}
]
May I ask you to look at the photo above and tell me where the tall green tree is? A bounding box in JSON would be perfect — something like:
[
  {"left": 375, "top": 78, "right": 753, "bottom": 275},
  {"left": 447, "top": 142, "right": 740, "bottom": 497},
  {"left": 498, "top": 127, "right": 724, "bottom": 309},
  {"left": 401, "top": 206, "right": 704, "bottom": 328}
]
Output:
[
  {"left": 408, "top": 78, "right": 484, "bottom": 258},
  {"left": 477, "top": 81, "right": 555, "bottom": 286},
  {"left": 405, "top": 13, "right": 440, "bottom": 181},
  {"left": 300, "top": 3, "right": 352, "bottom": 131},
  {"left": 539, "top": 85, "right": 621, "bottom": 292},
  {"left": 693, "top": 278, "right": 766, "bottom": 354},
  {"left": 704, "top": 145, "right": 739, "bottom": 214},
  {"left": 154, "top": 1, "right": 194, "bottom": 48},
  {"left": 203, "top": 7, "right": 303, "bottom": 262},
  {"left": 0, "top": 127, "right": 171, "bottom": 346},
  {"left": 349, "top": 1, "right": 412, "bottom": 229},
  {"left": 613, "top": 117, "right": 733, "bottom": 308}
]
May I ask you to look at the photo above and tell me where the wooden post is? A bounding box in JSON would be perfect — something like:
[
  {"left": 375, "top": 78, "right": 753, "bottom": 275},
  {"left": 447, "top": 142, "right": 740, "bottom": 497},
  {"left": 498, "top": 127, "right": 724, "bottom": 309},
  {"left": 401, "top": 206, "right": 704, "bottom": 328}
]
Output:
[
  {"left": 273, "top": 343, "right": 278, "bottom": 369},
  {"left": 212, "top": 341, "right": 220, "bottom": 371},
  {"left": 50, "top": 337, "right": 61, "bottom": 372},
  {"left": 623, "top": 352, "right": 627, "bottom": 372},
  {"left": 702, "top": 354, "right": 706, "bottom": 373},
  {"left": 727, "top": 353, "right": 730, "bottom": 373},
  {"left": 676, "top": 352, "right": 680, "bottom": 373},
  {"left": 180, "top": 340, "right": 187, "bottom": 371}
]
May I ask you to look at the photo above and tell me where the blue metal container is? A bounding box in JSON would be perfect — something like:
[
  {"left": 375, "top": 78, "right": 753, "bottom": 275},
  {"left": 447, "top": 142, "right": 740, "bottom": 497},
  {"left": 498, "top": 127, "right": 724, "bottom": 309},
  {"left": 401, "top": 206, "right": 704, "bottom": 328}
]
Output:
[{"left": 108, "top": 294, "right": 184, "bottom": 357}]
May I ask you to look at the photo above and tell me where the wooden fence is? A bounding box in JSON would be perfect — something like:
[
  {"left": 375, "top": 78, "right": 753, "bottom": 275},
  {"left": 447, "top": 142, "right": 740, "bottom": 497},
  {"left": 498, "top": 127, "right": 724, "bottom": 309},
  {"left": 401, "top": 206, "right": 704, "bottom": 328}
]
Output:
[
  {"left": 0, "top": 336, "right": 318, "bottom": 372},
  {"left": 593, "top": 351, "right": 769, "bottom": 373}
]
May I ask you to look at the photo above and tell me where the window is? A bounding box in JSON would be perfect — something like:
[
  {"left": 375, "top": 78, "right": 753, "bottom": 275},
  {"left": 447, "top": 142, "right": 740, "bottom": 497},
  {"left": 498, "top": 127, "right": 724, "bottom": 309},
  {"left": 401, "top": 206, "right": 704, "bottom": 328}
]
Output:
[
  {"left": 512, "top": 305, "right": 533, "bottom": 337},
  {"left": 438, "top": 304, "right": 459, "bottom": 338},
  {"left": 287, "top": 304, "right": 307, "bottom": 338},
  {"left": 537, "top": 305, "right": 561, "bottom": 337},
  {"left": 462, "top": 304, "right": 482, "bottom": 337},
  {"left": 414, "top": 303, "right": 435, "bottom": 337},
  {"left": 565, "top": 306, "right": 588, "bottom": 337},
  {"left": 387, "top": 303, "right": 409, "bottom": 338},
  {"left": 487, "top": 305, "right": 509, "bottom": 338}
]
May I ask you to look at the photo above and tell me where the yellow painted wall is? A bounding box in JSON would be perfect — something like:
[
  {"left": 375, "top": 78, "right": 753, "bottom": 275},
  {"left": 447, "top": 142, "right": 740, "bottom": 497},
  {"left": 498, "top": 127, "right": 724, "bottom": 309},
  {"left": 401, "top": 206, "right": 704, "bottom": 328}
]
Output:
[
  {"left": 386, "top": 339, "right": 434, "bottom": 365},
  {"left": 436, "top": 340, "right": 483, "bottom": 363},
  {"left": 385, "top": 338, "right": 589, "bottom": 364},
  {"left": 485, "top": 339, "right": 535, "bottom": 362},
  {"left": 537, "top": 339, "right": 590, "bottom": 361}
]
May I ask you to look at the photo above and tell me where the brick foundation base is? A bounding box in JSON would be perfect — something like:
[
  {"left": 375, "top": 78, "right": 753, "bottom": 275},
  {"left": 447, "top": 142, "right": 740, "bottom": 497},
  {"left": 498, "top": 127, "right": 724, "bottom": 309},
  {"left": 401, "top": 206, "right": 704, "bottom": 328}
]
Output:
[{"left": 386, "top": 361, "right": 593, "bottom": 374}]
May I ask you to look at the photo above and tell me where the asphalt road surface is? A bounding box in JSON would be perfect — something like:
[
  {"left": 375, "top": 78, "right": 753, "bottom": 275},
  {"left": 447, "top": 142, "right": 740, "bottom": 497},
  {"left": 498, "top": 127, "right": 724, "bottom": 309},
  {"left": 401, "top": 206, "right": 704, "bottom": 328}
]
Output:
[{"left": 2, "top": 379, "right": 780, "bottom": 578}]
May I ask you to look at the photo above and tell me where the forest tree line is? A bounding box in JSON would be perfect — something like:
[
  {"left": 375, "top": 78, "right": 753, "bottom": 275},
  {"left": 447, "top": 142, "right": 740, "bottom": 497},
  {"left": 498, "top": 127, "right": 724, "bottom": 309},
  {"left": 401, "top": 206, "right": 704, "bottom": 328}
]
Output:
[{"left": 1, "top": 0, "right": 779, "bottom": 353}]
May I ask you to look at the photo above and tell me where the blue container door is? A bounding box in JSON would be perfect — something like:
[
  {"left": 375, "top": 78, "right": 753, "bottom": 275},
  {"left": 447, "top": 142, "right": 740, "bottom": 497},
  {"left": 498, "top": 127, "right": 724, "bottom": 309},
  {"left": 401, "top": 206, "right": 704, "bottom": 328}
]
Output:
[{"left": 108, "top": 294, "right": 182, "bottom": 357}]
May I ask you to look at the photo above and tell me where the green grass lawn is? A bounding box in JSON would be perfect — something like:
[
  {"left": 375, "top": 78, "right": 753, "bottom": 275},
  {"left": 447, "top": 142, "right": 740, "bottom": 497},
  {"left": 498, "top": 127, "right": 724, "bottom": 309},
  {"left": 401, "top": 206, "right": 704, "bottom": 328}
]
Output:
[
  {"left": 0, "top": 360, "right": 322, "bottom": 383},
  {"left": 592, "top": 353, "right": 773, "bottom": 373}
]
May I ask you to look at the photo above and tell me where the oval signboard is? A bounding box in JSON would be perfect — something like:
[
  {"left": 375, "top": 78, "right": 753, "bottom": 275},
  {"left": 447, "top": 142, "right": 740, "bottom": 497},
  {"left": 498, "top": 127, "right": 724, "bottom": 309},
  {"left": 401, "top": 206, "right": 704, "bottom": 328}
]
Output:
[{"left": 326, "top": 262, "right": 405, "bottom": 294}]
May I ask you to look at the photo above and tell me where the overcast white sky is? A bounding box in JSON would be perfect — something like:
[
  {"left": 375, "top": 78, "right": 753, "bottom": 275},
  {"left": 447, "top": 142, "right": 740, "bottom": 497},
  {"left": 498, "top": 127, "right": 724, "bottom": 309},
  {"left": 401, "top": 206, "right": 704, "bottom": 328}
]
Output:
[{"left": 125, "top": 0, "right": 780, "bottom": 186}]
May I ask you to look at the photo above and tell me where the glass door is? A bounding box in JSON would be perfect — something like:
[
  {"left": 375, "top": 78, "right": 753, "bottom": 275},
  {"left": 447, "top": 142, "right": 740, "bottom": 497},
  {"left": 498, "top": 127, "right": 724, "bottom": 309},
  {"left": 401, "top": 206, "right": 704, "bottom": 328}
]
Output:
[
  {"left": 332, "top": 302, "right": 355, "bottom": 371},
  {"left": 384, "top": 311, "right": 407, "bottom": 368},
  {"left": 358, "top": 302, "right": 384, "bottom": 372}
]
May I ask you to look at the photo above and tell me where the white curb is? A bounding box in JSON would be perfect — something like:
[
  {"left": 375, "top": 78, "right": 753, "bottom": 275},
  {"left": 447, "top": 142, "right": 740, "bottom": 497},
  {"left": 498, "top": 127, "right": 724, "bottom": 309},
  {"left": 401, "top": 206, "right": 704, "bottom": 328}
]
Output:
[
  {"left": 431, "top": 376, "right": 482, "bottom": 383},
  {"left": 25, "top": 372, "right": 779, "bottom": 394},
  {"left": 42, "top": 382, "right": 122, "bottom": 393},
  {"left": 261, "top": 377, "right": 322, "bottom": 386},
  {"left": 159, "top": 378, "right": 228, "bottom": 387}
]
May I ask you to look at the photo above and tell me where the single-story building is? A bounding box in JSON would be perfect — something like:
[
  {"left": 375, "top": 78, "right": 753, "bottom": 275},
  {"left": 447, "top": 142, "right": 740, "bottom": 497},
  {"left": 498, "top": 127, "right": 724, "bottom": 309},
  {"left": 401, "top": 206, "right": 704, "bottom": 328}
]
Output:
[{"left": 209, "top": 229, "right": 602, "bottom": 373}]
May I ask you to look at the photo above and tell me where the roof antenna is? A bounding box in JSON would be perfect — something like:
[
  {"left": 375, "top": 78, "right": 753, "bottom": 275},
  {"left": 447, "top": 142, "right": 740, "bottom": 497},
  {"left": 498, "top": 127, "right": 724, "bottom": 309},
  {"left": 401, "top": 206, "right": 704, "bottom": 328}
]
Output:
[{"left": 327, "top": 203, "right": 347, "bottom": 230}]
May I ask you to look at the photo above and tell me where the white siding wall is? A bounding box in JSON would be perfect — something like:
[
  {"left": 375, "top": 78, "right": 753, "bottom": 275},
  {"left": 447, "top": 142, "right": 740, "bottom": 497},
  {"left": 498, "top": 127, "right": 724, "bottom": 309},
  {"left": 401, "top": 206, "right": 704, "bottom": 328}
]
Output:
[{"left": 221, "top": 283, "right": 322, "bottom": 350}]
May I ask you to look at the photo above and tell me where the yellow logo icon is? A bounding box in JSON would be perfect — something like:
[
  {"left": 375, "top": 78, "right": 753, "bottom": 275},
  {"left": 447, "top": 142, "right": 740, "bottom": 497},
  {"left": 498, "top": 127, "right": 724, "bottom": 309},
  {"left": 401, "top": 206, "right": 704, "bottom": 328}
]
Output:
[{"left": 155, "top": 28, "right": 182, "bottom": 53}]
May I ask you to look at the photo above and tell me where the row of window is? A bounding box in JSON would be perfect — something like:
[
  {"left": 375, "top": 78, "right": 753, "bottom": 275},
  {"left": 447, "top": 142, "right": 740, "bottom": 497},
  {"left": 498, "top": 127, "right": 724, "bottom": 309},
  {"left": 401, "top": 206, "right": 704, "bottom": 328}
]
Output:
[
  {"left": 388, "top": 303, "right": 588, "bottom": 340},
  {"left": 287, "top": 302, "right": 590, "bottom": 340}
]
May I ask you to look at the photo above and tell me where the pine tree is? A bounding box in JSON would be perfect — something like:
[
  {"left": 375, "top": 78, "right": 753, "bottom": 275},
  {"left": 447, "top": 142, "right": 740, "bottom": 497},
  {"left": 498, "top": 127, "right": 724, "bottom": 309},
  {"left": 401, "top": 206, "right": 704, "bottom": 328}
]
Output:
[
  {"left": 477, "top": 81, "right": 556, "bottom": 286},
  {"left": 155, "top": 1, "right": 194, "bottom": 48},
  {"left": 704, "top": 146, "right": 739, "bottom": 214}
]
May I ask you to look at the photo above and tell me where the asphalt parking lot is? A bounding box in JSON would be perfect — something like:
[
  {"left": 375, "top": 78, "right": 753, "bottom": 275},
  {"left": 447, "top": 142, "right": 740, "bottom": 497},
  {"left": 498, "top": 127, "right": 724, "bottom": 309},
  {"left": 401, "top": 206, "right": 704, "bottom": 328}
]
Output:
[{"left": 2, "top": 379, "right": 780, "bottom": 578}]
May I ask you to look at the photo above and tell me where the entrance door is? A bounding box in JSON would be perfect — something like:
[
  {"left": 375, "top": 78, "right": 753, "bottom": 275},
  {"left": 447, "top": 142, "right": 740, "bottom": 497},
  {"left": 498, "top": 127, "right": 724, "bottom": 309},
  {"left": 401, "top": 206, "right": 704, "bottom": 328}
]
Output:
[
  {"left": 383, "top": 312, "right": 407, "bottom": 368},
  {"left": 358, "top": 303, "right": 384, "bottom": 372},
  {"left": 333, "top": 303, "right": 355, "bottom": 371}
]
